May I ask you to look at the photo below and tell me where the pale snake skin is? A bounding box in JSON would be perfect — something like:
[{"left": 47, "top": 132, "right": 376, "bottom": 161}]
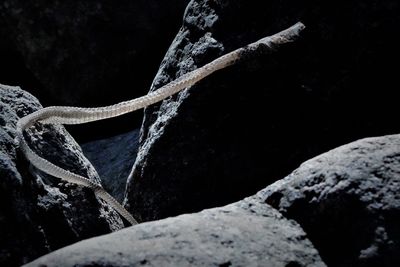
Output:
[{"left": 16, "top": 23, "right": 305, "bottom": 226}]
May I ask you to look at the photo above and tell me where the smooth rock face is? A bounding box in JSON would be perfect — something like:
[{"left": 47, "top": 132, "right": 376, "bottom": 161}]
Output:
[
  {"left": 261, "top": 134, "right": 400, "bottom": 267},
  {"left": 0, "top": 84, "right": 123, "bottom": 267},
  {"left": 125, "top": 0, "right": 400, "bottom": 222},
  {"left": 25, "top": 195, "right": 326, "bottom": 267},
  {"left": 82, "top": 129, "right": 140, "bottom": 202},
  {"left": 0, "top": 0, "right": 188, "bottom": 107}
]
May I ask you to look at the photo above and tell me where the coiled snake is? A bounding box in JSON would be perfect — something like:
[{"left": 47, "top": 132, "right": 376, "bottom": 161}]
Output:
[{"left": 16, "top": 22, "right": 305, "bottom": 226}]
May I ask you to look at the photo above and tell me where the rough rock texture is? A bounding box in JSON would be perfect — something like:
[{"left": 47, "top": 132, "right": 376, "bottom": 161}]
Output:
[
  {"left": 0, "top": 84, "right": 124, "bottom": 267},
  {"left": 82, "top": 129, "right": 140, "bottom": 202},
  {"left": 0, "top": 0, "right": 188, "bottom": 107},
  {"left": 125, "top": 0, "right": 400, "bottom": 222},
  {"left": 261, "top": 134, "right": 400, "bottom": 267},
  {"left": 25, "top": 195, "right": 326, "bottom": 267},
  {"left": 24, "top": 134, "right": 400, "bottom": 267}
]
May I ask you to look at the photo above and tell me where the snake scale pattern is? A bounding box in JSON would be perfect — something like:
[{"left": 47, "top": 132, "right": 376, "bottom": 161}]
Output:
[{"left": 16, "top": 23, "right": 305, "bottom": 225}]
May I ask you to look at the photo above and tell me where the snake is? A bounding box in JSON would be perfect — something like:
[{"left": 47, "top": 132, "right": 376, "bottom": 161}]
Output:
[{"left": 16, "top": 22, "right": 305, "bottom": 226}]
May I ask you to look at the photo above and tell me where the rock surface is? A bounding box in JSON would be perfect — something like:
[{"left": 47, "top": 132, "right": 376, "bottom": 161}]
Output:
[
  {"left": 23, "top": 133, "right": 400, "bottom": 267},
  {"left": 125, "top": 0, "right": 400, "bottom": 222},
  {"left": 0, "top": 84, "right": 124, "bottom": 267},
  {"left": 261, "top": 134, "right": 400, "bottom": 267},
  {"left": 82, "top": 129, "right": 140, "bottom": 202},
  {"left": 25, "top": 195, "right": 326, "bottom": 267}
]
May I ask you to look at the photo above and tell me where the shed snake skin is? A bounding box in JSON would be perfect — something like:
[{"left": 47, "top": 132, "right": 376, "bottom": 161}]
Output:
[{"left": 16, "top": 22, "right": 305, "bottom": 226}]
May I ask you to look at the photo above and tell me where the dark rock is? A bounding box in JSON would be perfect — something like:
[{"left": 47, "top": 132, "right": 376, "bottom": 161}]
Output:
[
  {"left": 261, "top": 134, "right": 400, "bottom": 267},
  {"left": 25, "top": 194, "right": 326, "bottom": 267},
  {"left": 125, "top": 0, "right": 400, "bottom": 222},
  {"left": 81, "top": 129, "right": 140, "bottom": 202},
  {"left": 0, "top": 84, "right": 124, "bottom": 267}
]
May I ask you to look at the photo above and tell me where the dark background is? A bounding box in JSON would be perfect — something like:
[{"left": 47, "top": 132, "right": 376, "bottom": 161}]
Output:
[{"left": 0, "top": 1, "right": 189, "bottom": 143}]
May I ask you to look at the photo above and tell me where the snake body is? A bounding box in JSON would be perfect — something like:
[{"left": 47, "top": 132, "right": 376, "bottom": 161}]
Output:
[{"left": 16, "top": 23, "right": 305, "bottom": 225}]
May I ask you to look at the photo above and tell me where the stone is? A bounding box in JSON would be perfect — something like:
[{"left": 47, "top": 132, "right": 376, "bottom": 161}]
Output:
[
  {"left": 25, "top": 195, "right": 326, "bottom": 267},
  {"left": 125, "top": 0, "right": 400, "bottom": 222},
  {"left": 261, "top": 134, "right": 400, "bottom": 267},
  {"left": 81, "top": 129, "right": 140, "bottom": 202},
  {"left": 0, "top": 84, "right": 124, "bottom": 267}
]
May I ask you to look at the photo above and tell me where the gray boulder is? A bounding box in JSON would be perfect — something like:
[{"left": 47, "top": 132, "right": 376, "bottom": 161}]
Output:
[
  {"left": 23, "top": 133, "right": 400, "bottom": 267},
  {"left": 25, "top": 195, "right": 326, "bottom": 267},
  {"left": 125, "top": 0, "right": 400, "bottom": 222},
  {"left": 261, "top": 134, "right": 400, "bottom": 266},
  {"left": 0, "top": 84, "right": 124, "bottom": 267}
]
